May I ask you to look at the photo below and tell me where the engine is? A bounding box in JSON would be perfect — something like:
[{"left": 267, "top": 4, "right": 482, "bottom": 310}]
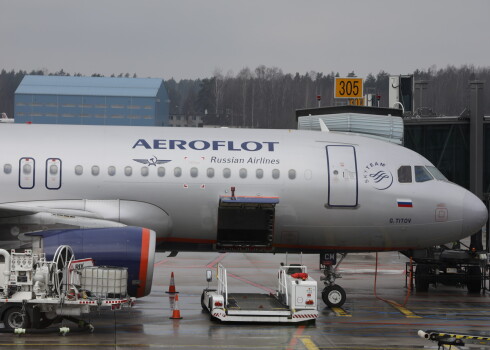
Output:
[{"left": 27, "top": 227, "right": 155, "bottom": 298}]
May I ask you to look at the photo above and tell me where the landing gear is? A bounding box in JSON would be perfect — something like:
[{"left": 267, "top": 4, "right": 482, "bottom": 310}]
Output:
[
  {"left": 466, "top": 266, "right": 482, "bottom": 293},
  {"left": 322, "top": 285, "right": 346, "bottom": 308},
  {"left": 320, "top": 253, "right": 347, "bottom": 308}
]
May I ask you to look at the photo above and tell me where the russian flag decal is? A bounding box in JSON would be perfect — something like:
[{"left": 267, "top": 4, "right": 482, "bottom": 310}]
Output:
[{"left": 397, "top": 199, "right": 413, "bottom": 208}]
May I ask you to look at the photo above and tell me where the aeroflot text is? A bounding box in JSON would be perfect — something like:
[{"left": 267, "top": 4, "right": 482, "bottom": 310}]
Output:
[{"left": 132, "top": 139, "right": 279, "bottom": 152}]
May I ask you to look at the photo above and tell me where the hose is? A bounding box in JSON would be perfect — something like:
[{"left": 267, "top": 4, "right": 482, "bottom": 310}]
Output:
[{"left": 373, "top": 252, "right": 413, "bottom": 307}]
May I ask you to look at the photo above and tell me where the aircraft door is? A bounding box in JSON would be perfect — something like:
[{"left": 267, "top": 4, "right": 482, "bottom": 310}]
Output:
[
  {"left": 46, "top": 158, "right": 62, "bottom": 189},
  {"left": 19, "top": 157, "right": 35, "bottom": 189},
  {"left": 326, "top": 145, "right": 358, "bottom": 207}
]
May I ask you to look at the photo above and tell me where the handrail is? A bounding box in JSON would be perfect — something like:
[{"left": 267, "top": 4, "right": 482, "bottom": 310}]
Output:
[{"left": 217, "top": 263, "right": 227, "bottom": 305}]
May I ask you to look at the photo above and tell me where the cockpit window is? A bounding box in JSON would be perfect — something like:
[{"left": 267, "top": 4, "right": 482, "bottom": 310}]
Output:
[
  {"left": 415, "top": 166, "right": 433, "bottom": 182},
  {"left": 397, "top": 166, "right": 412, "bottom": 183},
  {"left": 426, "top": 166, "right": 449, "bottom": 181}
]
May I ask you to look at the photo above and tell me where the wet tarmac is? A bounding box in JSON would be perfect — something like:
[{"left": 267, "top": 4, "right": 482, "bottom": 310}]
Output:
[{"left": 1, "top": 251, "right": 490, "bottom": 349}]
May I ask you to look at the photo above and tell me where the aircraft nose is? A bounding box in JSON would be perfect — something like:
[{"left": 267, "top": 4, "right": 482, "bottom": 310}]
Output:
[{"left": 462, "top": 191, "right": 488, "bottom": 236}]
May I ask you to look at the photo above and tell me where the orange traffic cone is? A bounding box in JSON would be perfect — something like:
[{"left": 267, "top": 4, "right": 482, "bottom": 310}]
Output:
[
  {"left": 165, "top": 272, "right": 179, "bottom": 294},
  {"left": 169, "top": 294, "right": 183, "bottom": 319}
]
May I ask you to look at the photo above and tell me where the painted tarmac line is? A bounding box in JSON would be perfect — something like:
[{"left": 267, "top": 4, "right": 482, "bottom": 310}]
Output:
[
  {"left": 331, "top": 307, "right": 352, "bottom": 317},
  {"left": 299, "top": 336, "right": 320, "bottom": 350},
  {"left": 387, "top": 300, "right": 422, "bottom": 318},
  {"left": 206, "top": 252, "right": 228, "bottom": 268},
  {"left": 286, "top": 325, "right": 306, "bottom": 350}
]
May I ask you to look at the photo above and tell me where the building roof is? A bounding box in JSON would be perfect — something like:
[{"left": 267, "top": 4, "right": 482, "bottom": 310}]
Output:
[{"left": 15, "top": 75, "right": 164, "bottom": 97}]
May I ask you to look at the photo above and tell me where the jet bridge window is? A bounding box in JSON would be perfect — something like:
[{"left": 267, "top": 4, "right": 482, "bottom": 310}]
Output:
[
  {"left": 415, "top": 166, "right": 433, "bottom": 182},
  {"left": 397, "top": 166, "right": 412, "bottom": 183}
]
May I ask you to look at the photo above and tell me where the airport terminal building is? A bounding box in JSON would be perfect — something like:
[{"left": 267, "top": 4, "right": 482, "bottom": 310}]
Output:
[{"left": 14, "top": 75, "right": 169, "bottom": 126}]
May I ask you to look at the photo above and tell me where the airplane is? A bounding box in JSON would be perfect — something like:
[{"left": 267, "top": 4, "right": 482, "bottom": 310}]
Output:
[{"left": 0, "top": 123, "right": 487, "bottom": 306}]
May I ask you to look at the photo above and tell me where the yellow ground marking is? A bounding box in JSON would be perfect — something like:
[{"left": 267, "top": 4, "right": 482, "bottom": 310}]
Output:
[
  {"left": 387, "top": 300, "right": 421, "bottom": 318},
  {"left": 331, "top": 307, "right": 352, "bottom": 317},
  {"left": 298, "top": 336, "right": 320, "bottom": 350}
]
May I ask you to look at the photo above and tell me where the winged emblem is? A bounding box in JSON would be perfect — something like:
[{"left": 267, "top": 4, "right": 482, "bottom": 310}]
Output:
[{"left": 133, "top": 156, "right": 171, "bottom": 166}]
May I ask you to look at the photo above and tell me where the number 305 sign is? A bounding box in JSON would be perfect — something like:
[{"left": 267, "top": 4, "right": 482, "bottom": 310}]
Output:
[{"left": 335, "top": 78, "right": 363, "bottom": 98}]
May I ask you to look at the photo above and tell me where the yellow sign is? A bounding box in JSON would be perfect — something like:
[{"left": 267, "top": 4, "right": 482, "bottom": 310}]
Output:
[
  {"left": 349, "top": 98, "right": 364, "bottom": 106},
  {"left": 335, "top": 78, "right": 363, "bottom": 99}
]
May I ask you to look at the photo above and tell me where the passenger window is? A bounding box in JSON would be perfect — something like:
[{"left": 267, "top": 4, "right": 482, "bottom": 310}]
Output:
[
  {"left": 50, "top": 164, "right": 58, "bottom": 175},
  {"left": 190, "top": 167, "right": 198, "bottom": 178},
  {"left": 239, "top": 168, "right": 247, "bottom": 179},
  {"left": 272, "top": 169, "right": 280, "bottom": 179},
  {"left": 207, "top": 168, "right": 215, "bottom": 178},
  {"left": 91, "top": 166, "right": 100, "bottom": 176},
  {"left": 288, "top": 169, "right": 296, "bottom": 180},
  {"left": 223, "top": 168, "right": 231, "bottom": 178},
  {"left": 415, "top": 166, "right": 433, "bottom": 182},
  {"left": 125, "top": 166, "right": 132, "bottom": 176},
  {"left": 108, "top": 166, "right": 116, "bottom": 176},
  {"left": 174, "top": 167, "right": 182, "bottom": 177},
  {"left": 141, "top": 167, "right": 149, "bottom": 177},
  {"left": 157, "top": 167, "right": 165, "bottom": 177},
  {"left": 75, "top": 165, "right": 83, "bottom": 175},
  {"left": 4, "top": 164, "right": 12, "bottom": 174},
  {"left": 23, "top": 164, "right": 32, "bottom": 175},
  {"left": 256, "top": 169, "right": 264, "bottom": 179},
  {"left": 397, "top": 166, "right": 412, "bottom": 183}
]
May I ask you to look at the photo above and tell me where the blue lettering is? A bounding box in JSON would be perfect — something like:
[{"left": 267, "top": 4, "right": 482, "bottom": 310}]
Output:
[
  {"left": 153, "top": 139, "right": 167, "bottom": 149},
  {"left": 212, "top": 140, "right": 226, "bottom": 150},
  {"left": 189, "top": 140, "right": 210, "bottom": 150},
  {"left": 169, "top": 140, "right": 187, "bottom": 150},
  {"left": 241, "top": 141, "right": 262, "bottom": 151},
  {"left": 228, "top": 141, "right": 241, "bottom": 151},
  {"left": 263, "top": 141, "right": 279, "bottom": 152},
  {"left": 132, "top": 139, "right": 151, "bottom": 149}
]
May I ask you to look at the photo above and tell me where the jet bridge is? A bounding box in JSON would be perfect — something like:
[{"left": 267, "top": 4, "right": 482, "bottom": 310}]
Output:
[{"left": 216, "top": 194, "right": 278, "bottom": 252}]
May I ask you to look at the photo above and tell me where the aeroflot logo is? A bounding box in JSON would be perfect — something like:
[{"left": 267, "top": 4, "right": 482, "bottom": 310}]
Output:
[{"left": 132, "top": 139, "right": 279, "bottom": 152}]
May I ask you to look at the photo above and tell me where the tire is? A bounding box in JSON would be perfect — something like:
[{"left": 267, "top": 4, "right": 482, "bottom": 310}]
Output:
[
  {"left": 415, "top": 264, "right": 430, "bottom": 292},
  {"left": 322, "top": 285, "right": 346, "bottom": 308},
  {"left": 3, "top": 306, "right": 31, "bottom": 330},
  {"left": 467, "top": 266, "right": 482, "bottom": 294},
  {"left": 201, "top": 291, "right": 208, "bottom": 311}
]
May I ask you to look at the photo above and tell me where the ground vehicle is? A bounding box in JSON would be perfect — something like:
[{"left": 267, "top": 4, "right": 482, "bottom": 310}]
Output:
[
  {"left": 404, "top": 246, "right": 489, "bottom": 293},
  {"left": 201, "top": 263, "right": 318, "bottom": 323},
  {"left": 0, "top": 246, "right": 134, "bottom": 330}
]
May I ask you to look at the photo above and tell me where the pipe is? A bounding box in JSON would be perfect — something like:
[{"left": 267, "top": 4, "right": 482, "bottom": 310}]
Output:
[{"left": 0, "top": 249, "right": 10, "bottom": 278}]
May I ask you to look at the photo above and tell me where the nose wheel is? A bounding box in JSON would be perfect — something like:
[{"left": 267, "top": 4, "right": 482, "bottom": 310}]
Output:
[
  {"left": 322, "top": 285, "right": 346, "bottom": 307},
  {"left": 320, "top": 253, "right": 347, "bottom": 308}
]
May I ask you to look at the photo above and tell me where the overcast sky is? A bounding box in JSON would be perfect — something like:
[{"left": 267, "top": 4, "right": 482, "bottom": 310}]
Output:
[{"left": 1, "top": 1, "right": 489, "bottom": 80}]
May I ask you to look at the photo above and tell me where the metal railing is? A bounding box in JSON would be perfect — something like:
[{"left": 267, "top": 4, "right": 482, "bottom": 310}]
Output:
[{"left": 217, "top": 263, "right": 228, "bottom": 305}]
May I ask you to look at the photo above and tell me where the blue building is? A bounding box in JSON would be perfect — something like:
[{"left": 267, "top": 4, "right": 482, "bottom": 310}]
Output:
[{"left": 15, "top": 76, "right": 169, "bottom": 126}]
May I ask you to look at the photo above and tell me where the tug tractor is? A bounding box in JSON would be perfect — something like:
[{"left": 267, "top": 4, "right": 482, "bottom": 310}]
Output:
[{"left": 405, "top": 246, "right": 489, "bottom": 293}]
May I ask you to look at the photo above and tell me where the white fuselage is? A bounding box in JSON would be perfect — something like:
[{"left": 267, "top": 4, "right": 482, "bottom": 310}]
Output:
[{"left": 0, "top": 124, "right": 486, "bottom": 252}]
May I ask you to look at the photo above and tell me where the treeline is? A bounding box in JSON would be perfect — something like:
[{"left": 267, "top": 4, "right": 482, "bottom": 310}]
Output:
[{"left": 1, "top": 65, "right": 489, "bottom": 128}]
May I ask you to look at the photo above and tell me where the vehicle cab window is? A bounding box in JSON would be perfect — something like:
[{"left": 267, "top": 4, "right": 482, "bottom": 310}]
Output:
[
  {"left": 397, "top": 166, "right": 412, "bottom": 183},
  {"left": 415, "top": 166, "right": 433, "bottom": 182}
]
